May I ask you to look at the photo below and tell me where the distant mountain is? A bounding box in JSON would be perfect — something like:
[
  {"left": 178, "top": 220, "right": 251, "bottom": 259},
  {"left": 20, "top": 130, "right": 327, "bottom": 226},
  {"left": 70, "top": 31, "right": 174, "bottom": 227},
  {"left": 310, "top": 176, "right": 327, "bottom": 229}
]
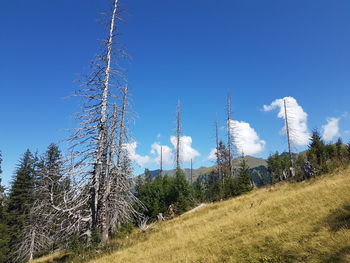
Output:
[{"left": 137, "top": 156, "right": 270, "bottom": 186}]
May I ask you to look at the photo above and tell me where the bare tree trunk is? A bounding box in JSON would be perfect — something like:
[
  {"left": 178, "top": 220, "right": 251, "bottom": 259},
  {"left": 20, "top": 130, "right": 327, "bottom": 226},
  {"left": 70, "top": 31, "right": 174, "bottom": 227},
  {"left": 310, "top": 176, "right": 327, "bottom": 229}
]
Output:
[
  {"left": 160, "top": 146, "right": 163, "bottom": 175},
  {"left": 28, "top": 229, "right": 35, "bottom": 261},
  {"left": 33, "top": 0, "right": 140, "bottom": 249},
  {"left": 116, "top": 87, "right": 128, "bottom": 169},
  {"left": 95, "top": 0, "right": 119, "bottom": 245},
  {"left": 106, "top": 104, "right": 117, "bottom": 196},
  {"left": 215, "top": 120, "right": 222, "bottom": 183},
  {"left": 284, "top": 99, "right": 294, "bottom": 177},
  {"left": 176, "top": 101, "right": 181, "bottom": 170},
  {"left": 190, "top": 158, "right": 193, "bottom": 184},
  {"left": 227, "top": 93, "right": 233, "bottom": 177}
]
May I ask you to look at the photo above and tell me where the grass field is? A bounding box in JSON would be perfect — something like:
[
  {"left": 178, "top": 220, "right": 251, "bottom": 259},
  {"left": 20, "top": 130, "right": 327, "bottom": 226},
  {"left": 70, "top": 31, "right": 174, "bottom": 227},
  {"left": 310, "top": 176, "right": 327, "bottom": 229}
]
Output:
[{"left": 33, "top": 166, "right": 350, "bottom": 263}]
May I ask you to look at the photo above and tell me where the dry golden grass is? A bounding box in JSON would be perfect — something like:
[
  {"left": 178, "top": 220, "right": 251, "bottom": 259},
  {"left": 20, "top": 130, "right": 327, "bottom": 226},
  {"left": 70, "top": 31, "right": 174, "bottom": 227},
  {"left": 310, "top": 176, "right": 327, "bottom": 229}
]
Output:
[{"left": 35, "top": 167, "right": 350, "bottom": 263}]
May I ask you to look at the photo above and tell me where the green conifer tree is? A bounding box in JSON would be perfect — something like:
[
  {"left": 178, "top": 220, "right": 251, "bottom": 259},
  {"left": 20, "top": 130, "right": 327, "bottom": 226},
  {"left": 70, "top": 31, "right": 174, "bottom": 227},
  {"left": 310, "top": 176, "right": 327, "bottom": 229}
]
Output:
[
  {"left": 236, "top": 157, "right": 253, "bottom": 194},
  {"left": 307, "top": 129, "right": 326, "bottom": 170},
  {"left": 7, "top": 150, "right": 37, "bottom": 254},
  {"left": 335, "top": 138, "right": 343, "bottom": 159},
  {"left": 172, "top": 169, "right": 194, "bottom": 214},
  {"left": 0, "top": 151, "right": 10, "bottom": 262}
]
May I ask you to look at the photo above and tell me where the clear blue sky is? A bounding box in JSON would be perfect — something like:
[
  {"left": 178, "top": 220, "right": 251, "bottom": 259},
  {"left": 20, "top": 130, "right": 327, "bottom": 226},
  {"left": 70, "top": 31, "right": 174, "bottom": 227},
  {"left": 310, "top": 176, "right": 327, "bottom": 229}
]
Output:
[{"left": 1, "top": 0, "right": 350, "bottom": 186}]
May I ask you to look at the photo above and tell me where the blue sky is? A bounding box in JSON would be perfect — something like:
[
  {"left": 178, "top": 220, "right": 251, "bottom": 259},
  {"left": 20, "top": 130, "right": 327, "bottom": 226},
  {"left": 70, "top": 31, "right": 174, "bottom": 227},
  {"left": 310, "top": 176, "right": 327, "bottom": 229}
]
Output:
[{"left": 1, "top": 0, "right": 350, "bottom": 186}]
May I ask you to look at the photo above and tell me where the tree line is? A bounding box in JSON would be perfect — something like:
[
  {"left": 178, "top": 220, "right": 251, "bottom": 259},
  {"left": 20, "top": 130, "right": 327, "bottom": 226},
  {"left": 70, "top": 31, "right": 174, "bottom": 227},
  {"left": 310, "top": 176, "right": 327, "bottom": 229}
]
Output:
[{"left": 267, "top": 130, "right": 350, "bottom": 183}]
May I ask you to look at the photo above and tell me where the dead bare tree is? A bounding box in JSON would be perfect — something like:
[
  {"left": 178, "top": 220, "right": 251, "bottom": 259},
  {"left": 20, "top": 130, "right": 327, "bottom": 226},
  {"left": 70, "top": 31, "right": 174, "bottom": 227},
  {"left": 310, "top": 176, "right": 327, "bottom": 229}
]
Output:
[
  {"left": 13, "top": 202, "right": 54, "bottom": 263},
  {"left": 175, "top": 101, "right": 182, "bottom": 170},
  {"left": 215, "top": 120, "right": 223, "bottom": 182},
  {"left": 284, "top": 100, "right": 294, "bottom": 171},
  {"left": 107, "top": 87, "right": 143, "bottom": 233},
  {"left": 160, "top": 146, "right": 163, "bottom": 175},
  {"left": 226, "top": 93, "right": 234, "bottom": 177},
  {"left": 190, "top": 158, "right": 193, "bottom": 184},
  {"left": 28, "top": 0, "right": 141, "bottom": 247}
]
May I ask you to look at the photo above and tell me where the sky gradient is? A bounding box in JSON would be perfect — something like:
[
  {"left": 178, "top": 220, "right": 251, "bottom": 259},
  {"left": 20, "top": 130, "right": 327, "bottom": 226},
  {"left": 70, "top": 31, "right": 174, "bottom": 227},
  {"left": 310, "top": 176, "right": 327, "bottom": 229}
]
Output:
[{"left": 1, "top": 0, "right": 350, "bottom": 186}]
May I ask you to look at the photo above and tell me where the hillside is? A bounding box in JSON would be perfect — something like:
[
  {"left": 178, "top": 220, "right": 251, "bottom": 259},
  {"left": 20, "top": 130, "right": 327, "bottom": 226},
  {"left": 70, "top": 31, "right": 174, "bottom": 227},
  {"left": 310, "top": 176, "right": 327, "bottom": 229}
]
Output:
[
  {"left": 92, "top": 167, "right": 350, "bottom": 263},
  {"left": 34, "top": 166, "right": 350, "bottom": 263}
]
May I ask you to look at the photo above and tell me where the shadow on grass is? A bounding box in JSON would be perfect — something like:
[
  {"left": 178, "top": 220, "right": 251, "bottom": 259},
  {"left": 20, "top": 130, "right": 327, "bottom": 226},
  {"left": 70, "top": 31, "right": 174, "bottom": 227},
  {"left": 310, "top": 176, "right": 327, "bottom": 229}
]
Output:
[
  {"left": 52, "top": 254, "right": 71, "bottom": 262},
  {"left": 325, "top": 204, "right": 350, "bottom": 232},
  {"left": 320, "top": 246, "right": 350, "bottom": 263}
]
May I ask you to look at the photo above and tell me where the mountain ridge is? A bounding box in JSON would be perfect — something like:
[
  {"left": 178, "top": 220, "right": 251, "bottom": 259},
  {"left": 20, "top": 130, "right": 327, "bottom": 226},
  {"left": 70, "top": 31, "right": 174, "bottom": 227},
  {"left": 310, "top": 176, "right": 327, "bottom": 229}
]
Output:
[{"left": 138, "top": 155, "right": 269, "bottom": 186}]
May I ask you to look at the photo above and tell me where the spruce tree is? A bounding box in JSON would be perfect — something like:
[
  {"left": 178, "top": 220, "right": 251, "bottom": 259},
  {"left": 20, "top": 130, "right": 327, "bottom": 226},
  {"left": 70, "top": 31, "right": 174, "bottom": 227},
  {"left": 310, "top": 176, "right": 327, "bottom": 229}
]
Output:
[
  {"left": 7, "top": 150, "right": 37, "bottom": 254},
  {"left": 38, "top": 143, "right": 65, "bottom": 203},
  {"left": 0, "top": 151, "right": 10, "bottom": 262},
  {"left": 216, "top": 141, "right": 231, "bottom": 180},
  {"left": 307, "top": 129, "right": 326, "bottom": 169},
  {"left": 172, "top": 169, "right": 194, "bottom": 213},
  {"left": 236, "top": 157, "right": 253, "bottom": 194},
  {"left": 335, "top": 138, "right": 343, "bottom": 159},
  {"left": 267, "top": 152, "right": 290, "bottom": 182}
]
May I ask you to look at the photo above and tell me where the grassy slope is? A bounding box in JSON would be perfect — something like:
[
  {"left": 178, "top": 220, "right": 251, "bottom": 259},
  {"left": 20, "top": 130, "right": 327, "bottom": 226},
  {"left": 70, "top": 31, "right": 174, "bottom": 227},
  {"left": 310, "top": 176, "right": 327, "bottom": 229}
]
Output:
[{"left": 35, "top": 167, "right": 350, "bottom": 263}]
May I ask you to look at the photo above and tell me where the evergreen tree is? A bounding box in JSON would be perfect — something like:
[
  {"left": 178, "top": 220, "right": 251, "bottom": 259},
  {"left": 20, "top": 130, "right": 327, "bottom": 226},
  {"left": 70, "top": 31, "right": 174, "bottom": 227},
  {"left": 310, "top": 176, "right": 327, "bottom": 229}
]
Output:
[
  {"left": 335, "top": 138, "right": 343, "bottom": 159},
  {"left": 172, "top": 169, "right": 194, "bottom": 213},
  {"left": 236, "top": 157, "right": 253, "bottom": 194},
  {"left": 37, "top": 144, "right": 65, "bottom": 204},
  {"left": 136, "top": 174, "right": 171, "bottom": 220},
  {"left": 7, "top": 150, "right": 37, "bottom": 254},
  {"left": 267, "top": 152, "right": 290, "bottom": 182},
  {"left": 222, "top": 175, "right": 237, "bottom": 198},
  {"left": 193, "top": 177, "right": 206, "bottom": 202},
  {"left": 307, "top": 129, "right": 326, "bottom": 169},
  {"left": 216, "top": 141, "right": 231, "bottom": 180},
  {"left": 134, "top": 175, "right": 144, "bottom": 195},
  {"left": 325, "top": 144, "right": 336, "bottom": 160},
  {"left": 0, "top": 151, "right": 10, "bottom": 262},
  {"left": 136, "top": 169, "right": 195, "bottom": 221},
  {"left": 203, "top": 171, "right": 222, "bottom": 202}
]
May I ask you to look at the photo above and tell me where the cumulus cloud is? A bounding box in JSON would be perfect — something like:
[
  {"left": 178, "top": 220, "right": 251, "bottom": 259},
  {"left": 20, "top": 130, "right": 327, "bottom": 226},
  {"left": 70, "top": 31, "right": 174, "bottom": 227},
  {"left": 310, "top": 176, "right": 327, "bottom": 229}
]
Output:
[
  {"left": 123, "top": 135, "right": 201, "bottom": 168},
  {"left": 124, "top": 142, "right": 151, "bottom": 167},
  {"left": 322, "top": 117, "right": 340, "bottom": 141},
  {"left": 230, "top": 120, "right": 265, "bottom": 156},
  {"left": 150, "top": 143, "right": 173, "bottom": 166},
  {"left": 263, "top": 96, "right": 309, "bottom": 146},
  {"left": 170, "top": 136, "right": 200, "bottom": 163},
  {"left": 207, "top": 148, "right": 217, "bottom": 160}
]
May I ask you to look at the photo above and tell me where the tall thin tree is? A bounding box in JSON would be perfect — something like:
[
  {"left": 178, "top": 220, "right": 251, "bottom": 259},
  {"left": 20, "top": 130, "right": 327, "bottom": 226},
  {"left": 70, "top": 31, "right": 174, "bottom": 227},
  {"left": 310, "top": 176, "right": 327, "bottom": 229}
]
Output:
[
  {"left": 176, "top": 101, "right": 182, "bottom": 170},
  {"left": 284, "top": 99, "right": 294, "bottom": 175},
  {"left": 226, "top": 93, "right": 234, "bottom": 177},
  {"left": 38, "top": 0, "right": 139, "bottom": 246},
  {"left": 215, "top": 120, "right": 223, "bottom": 182},
  {"left": 160, "top": 146, "right": 163, "bottom": 175}
]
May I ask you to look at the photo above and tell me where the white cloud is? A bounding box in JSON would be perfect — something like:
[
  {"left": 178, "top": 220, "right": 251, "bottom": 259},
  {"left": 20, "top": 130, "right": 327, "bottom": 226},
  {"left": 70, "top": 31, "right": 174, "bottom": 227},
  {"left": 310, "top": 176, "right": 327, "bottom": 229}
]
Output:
[
  {"left": 230, "top": 120, "right": 265, "bottom": 156},
  {"left": 150, "top": 143, "right": 173, "bottom": 166},
  {"left": 263, "top": 96, "right": 309, "bottom": 146},
  {"left": 124, "top": 142, "right": 151, "bottom": 167},
  {"left": 207, "top": 148, "right": 217, "bottom": 160},
  {"left": 322, "top": 117, "right": 340, "bottom": 141},
  {"left": 124, "top": 135, "right": 201, "bottom": 168},
  {"left": 170, "top": 136, "right": 200, "bottom": 163}
]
